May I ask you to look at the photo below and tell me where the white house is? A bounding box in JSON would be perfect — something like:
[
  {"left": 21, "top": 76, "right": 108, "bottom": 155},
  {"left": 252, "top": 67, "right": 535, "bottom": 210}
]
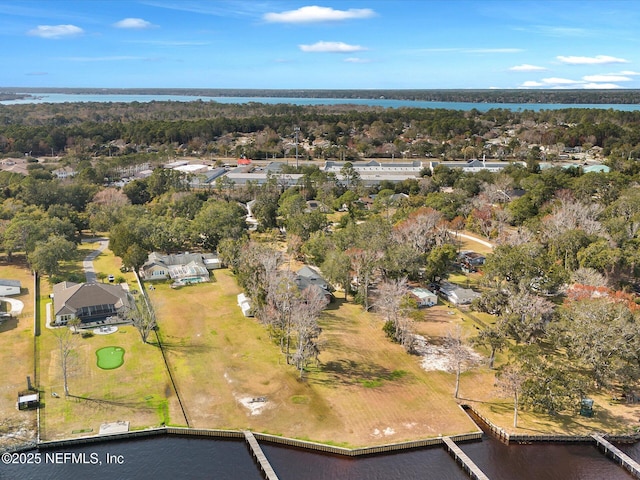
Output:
[
  {"left": 0, "top": 279, "right": 21, "bottom": 296},
  {"left": 409, "top": 287, "right": 437, "bottom": 307},
  {"left": 439, "top": 282, "right": 480, "bottom": 305}
]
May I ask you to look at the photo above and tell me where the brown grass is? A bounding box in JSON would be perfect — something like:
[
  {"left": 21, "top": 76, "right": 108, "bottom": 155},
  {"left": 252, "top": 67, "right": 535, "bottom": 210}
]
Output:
[
  {"left": 0, "top": 257, "right": 37, "bottom": 448},
  {"left": 150, "top": 270, "right": 479, "bottom": 447}
]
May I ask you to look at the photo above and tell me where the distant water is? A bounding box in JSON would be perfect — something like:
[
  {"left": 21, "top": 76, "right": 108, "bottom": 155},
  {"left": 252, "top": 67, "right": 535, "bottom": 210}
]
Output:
[{"left": 2, "top": 92, "right": 640, "bottom": 111}]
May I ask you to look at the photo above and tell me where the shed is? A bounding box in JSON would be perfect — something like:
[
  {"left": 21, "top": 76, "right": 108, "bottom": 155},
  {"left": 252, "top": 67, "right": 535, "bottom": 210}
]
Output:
[
  {"left": 0, "top": 279, "right": 21, "bottom": 296},
  {"left": 17, "top": 391, "right": 39, "bottom": 410}
]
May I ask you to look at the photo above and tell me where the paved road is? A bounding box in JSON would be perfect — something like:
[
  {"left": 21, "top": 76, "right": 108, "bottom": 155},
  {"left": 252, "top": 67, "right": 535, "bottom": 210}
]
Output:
[{"left": 82, "top": 237, "right": 109, "bottom": 283}]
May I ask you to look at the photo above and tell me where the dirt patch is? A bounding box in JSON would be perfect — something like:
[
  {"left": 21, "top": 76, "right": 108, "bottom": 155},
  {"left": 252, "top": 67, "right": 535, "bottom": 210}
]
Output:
[{"left": 413, "top": 334, "right": 483, "bottom": 372}]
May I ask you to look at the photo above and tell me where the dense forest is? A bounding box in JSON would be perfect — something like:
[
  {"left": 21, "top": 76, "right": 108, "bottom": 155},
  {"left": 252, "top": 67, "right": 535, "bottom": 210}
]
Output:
[
  {"left": 3, "top": 100, "right": 640, "bottom": 419},
  {"left": 2, "top": 101, "right": 640, "bottom": 177}
]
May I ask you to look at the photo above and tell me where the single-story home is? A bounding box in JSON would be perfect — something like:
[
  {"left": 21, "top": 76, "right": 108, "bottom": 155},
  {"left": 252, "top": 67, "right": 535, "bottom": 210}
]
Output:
[
  {"left": 439, "top": 282, "right": 480, "bottom": 305},
  {"left": 0, "top": 279, "right": 21, "bottom": 296},
  {"left": 140, "top": 252, "right": 212, "bottom": 283},
  {"left": 52, "top": 281, "right": 135, "bottom": 326},
  {"left": 410, "top": 287, "right": 438, "bottom": 307}
]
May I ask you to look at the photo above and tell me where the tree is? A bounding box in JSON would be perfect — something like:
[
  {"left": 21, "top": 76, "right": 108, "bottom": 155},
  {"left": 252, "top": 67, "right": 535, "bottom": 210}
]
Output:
[
  {"left": 263, "top": 271, "right": 299, "bottom": 359},
  {"left": 191, "top": 199, "right": 246, "bottom": 251},
  {"left": 340, "top": 162, "right": 361, "bottom": 190},
  {"left": 28, "top": 234, "right": 77, "bottom": 276},
  {"left": 554, "top": 298, "right": 640, "bottom": 389},
  {"left": 515, "top": 345, "right": 586, "bottom": 415},
  {"left": 291, "top": 286, "right": 327, "bottom": 379},
  {"left": 376, "top": 277, "right": 415, "bottom": 352},
  {"left": 52, "top": 319, "right": 80, "bottom": 396},
  {"left": 502, "top": 291, "right": 555, "bottom": 344},
  {"left": 347, "top": 247, "right": 383, "bottom": 311},
  {"left": 495, "top": 363, "right": 525, "bottom": 428},
  {"left": 473, "top": 322, "right": 508, "bottom": 369},
  {"left": 446, "top": 326, "right": 476, "bottom": 399},
  {"left": 321, "top": 250, "right": 352, "bottom": 300},
  {"left": 423, "top": 244, "right": 457, "bottom": 282},
  {"left": 132, "top": 295, "right": 157, "bottom": 344}
]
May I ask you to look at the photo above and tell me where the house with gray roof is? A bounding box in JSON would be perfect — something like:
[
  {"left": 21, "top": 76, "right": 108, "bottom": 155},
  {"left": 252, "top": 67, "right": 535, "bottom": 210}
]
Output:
[
  {"left": 140, "top": 252, "right": 212, "bottom": 283},
  {"left": 52, "top": 282, "right": 134, "bottom": 326},
  {"left": 295, "top": 266, "right": 333, "bottom": 301}
]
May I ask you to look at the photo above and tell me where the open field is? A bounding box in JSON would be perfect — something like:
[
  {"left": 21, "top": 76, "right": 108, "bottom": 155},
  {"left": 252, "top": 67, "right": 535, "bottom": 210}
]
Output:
[
  {"left": 0, "top": 258, "right": 36, "bottom": 449},
  {"left": 150, "top": 269, "right": 479, "bottom": 447}
]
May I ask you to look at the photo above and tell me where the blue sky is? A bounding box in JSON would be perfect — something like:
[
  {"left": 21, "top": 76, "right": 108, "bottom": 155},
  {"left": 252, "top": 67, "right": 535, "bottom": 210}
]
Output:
[{"left": 2, "top": 0, "right": 640, "bottom": 89}]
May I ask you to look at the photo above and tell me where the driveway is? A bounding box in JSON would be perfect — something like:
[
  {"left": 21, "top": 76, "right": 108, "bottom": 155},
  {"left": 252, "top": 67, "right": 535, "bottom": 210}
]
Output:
[{"left": 82, "top": 237, "right": 109, "bottom": 283}]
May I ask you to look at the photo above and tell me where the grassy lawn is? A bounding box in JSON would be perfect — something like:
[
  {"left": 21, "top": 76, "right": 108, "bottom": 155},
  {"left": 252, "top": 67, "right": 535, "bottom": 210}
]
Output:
[
  {"left": 14, "top": 229, "right": 640, "bottom": 446},
  {"left": 37, "top": 243, "right": 179, "bottom": 441},
  {"left": 150, "top": 269, "right": 479, "bottom": 447},
  {"left": 0, "top": 257, "right": 37, "bottom": 449}
]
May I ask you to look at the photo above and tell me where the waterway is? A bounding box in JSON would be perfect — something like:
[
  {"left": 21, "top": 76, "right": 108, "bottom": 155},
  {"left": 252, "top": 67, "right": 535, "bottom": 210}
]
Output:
[
  {"left": 2, "top": 435, "right": 638, "bottom": 480},
  {"left": 2, "top": 92, "right": 640, "bottom": 112}
]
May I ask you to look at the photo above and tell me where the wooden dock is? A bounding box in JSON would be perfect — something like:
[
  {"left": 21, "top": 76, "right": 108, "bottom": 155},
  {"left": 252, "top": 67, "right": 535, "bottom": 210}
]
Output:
[
  {"left": 442, "top": 436, "right": 491, "bottom": 480},
  {"left": 592, "top": 433, "right": 640, "bottom": 478},
  {"left": 244, "top": 431, "right": 280, "bottom": 480}
]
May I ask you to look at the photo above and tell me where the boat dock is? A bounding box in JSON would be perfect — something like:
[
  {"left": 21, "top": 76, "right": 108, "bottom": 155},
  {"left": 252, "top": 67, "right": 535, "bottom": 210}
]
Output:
[
  {"left": 442, "top": 436, "right": 490, "bottom": 480},
  {"left": 592, "top": 433, "right": 640, "bottom": 478},
  {"left": 244, "top": 431, "right": 280, "bottom": 480}
]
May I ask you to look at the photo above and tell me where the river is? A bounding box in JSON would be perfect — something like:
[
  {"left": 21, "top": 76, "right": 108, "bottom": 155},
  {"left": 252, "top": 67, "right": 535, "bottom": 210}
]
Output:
[
  {"left": 2, "top": 92, "right": 640, "bottom": 112},
  {"left": 1, "top": 434, "right": 637, "bottom": 480}
]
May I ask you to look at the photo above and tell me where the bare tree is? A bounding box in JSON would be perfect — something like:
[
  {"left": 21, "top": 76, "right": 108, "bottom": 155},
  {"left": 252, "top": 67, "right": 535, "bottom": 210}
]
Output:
[
  {"left": 347, "top": 247, "right": 383, "bottom": 311},
  {"left": 392, "top": 207, "right": 442, "bottom": 254},
  {"left": 495, "top": 363, "right": 526, "bottom": 428},
  {"left": 132, "top": 295, "right": 157, "bottom": 344},
  {"left": 376, "top": 277, "right": 415, "bottom": 352},
  {"left": 264, "top": 271, "right": 299, "bottom": 360},
  {"left": 291, "top": 286, "right": 327, "bottom": 379},
  {"left": 446, "top": 325, "right": 477, "bottom": 399},
  {"left": 52, "top": 318, "right": 80, "bottom": 396}
]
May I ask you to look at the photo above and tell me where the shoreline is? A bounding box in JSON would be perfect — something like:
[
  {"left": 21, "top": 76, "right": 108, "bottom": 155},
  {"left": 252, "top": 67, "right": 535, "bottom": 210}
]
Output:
[{"left": 5, "top": 403, "right": 639, "bottom": 456}]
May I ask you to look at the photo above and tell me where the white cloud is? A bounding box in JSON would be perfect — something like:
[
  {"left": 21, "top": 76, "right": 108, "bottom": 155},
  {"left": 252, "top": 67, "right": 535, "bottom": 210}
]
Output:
[
  {"left": 344, "top": 57, "right": 370, "bottom": 63},
  {"left": 557, "top": 55, "right": 629, "bottom": 65},
  {"left": 542, "top": 77, "right": 583, "bottom": 85},
  {"left": 27, "top": 24, "right": 83, "bottom": 38},
  {"left": 583, "top": 83, "right": 622, "bottom": 89},
  {"left": 520, "top": 81, "right": 545, "bottom": 87},
  {"left": 113, "top": 18, "right": 155, "bottom": 29},
  {"left": 509, "top": 64, "right": 547, "bottom": 72},
  {"left": 264, "top": 6, "right": 375, "bottom": 23},
  {"left": 619, "top": 70, "right": 640, "bottom": 76},
  {"left": 582, "top": 74, "right": 631, "bottom": 82},
  {"left": 299, "top": 41, "right": 366, "bottom": 53}
]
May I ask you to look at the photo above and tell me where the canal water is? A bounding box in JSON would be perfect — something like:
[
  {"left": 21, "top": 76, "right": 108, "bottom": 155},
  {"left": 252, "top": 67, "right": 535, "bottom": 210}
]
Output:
[{"left": 1, "top": 434, "right": 636, "bottom": 480}]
